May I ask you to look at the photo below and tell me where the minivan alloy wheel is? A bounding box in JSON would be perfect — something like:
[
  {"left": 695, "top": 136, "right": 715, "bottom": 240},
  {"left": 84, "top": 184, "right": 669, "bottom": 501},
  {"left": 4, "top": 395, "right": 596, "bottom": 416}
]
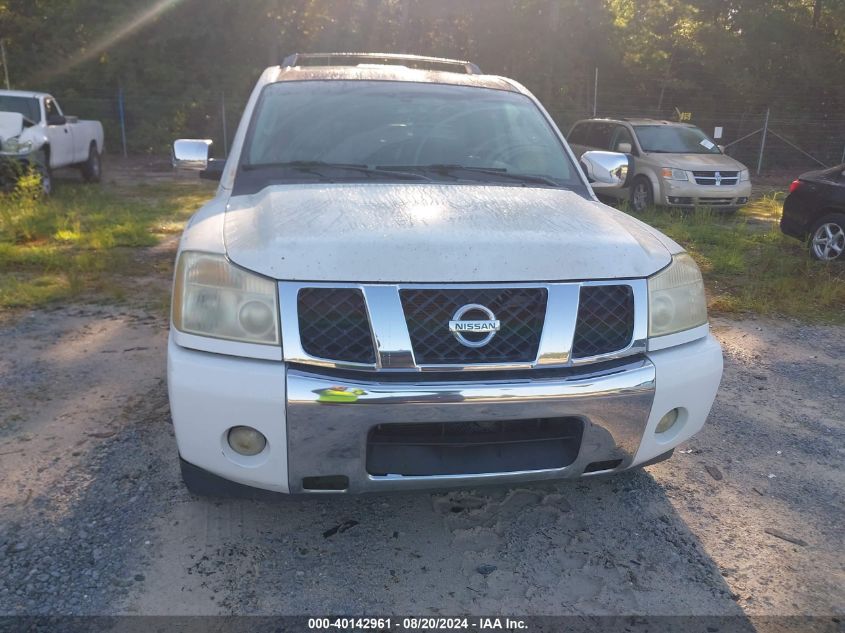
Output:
[
  {"left": 630, "top": 178, "right": 652, "bottom": 212},
  {"left": 811, "top": 221, "right": 845, "bottom": 261}
]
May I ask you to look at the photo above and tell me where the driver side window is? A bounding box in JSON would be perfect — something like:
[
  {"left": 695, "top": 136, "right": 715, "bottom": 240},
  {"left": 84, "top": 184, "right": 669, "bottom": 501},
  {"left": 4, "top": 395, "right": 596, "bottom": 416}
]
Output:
[
  {"left": 585, "top": 122, "right": 614, "bottom": 150},
  {"left": 44, "top": 98, "right": 63, "bottom": 124},
  {"left": 611, "top": 126, "right": 635, "bottom": 153}
]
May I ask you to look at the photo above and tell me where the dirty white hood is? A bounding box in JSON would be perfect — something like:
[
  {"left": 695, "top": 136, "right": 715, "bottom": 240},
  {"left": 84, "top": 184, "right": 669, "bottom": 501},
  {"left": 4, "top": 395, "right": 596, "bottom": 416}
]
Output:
[
  {"left": 0, "top": 112, "right": 24, "bottom": 141},
  {"left": 223, "top": 184, "right": 673, "bottom": 282}
]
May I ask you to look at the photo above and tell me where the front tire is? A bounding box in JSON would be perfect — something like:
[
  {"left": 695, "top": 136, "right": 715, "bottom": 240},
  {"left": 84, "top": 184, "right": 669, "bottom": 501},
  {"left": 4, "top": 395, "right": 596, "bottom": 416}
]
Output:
[
  {"left": 33, "top": 153, "right": 52, "bottom": 196},
  {"left": 81, "top": 142, "right": 102, "bottom": 183},
  {"left": 629, "top": 176, "right": 653, "bottom": 212},
  {"left": 809, "top": 213, "right": 845, "bottom": 261}
]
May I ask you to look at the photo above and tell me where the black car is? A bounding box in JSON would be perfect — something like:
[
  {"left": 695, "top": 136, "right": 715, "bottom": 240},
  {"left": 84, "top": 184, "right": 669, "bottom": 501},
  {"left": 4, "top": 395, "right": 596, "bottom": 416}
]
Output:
[{"left": 781, "top": 164, "right": 845, "bottom": 261}]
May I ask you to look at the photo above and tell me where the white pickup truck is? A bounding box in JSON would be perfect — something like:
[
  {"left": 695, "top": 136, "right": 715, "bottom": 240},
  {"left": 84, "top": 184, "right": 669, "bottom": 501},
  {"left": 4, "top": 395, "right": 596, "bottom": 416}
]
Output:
[
  {"left": 168, "top": 53, "right": 723, "bottom": 497},
  {"left": 0, "top": 90, "right": 104, "bottom": 194}
]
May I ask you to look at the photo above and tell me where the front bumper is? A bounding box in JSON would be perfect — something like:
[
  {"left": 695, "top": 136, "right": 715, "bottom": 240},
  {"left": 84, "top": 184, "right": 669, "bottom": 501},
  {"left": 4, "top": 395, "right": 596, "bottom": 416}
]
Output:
[
  {"left": 168, "top": 334, "right": 723, "bottom": 494},
  {"left": 659, "top": 179, "right": 752, "bottom": 209}
]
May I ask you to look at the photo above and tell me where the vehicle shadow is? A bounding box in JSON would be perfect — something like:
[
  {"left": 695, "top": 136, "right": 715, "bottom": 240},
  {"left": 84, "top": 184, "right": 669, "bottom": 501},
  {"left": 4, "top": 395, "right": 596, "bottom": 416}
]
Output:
[{"left": 133, "top": 455, "right": 757, "bottom": 623}]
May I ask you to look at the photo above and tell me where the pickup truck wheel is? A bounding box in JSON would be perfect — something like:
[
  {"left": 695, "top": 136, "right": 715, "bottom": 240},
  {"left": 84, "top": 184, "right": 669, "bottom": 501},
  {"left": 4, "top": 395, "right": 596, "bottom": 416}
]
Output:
[
  {"left": 33, "top": 163, "right": 52, "bottom": 196},
  {"left": 81, "top": 143, "right": 102, "bottom": 183},
  {"left": 809, "top": 213, "right": 845, "bottom": 261},
  {"left": 629, "top": 177, "right": 653, "bottom": 213}
]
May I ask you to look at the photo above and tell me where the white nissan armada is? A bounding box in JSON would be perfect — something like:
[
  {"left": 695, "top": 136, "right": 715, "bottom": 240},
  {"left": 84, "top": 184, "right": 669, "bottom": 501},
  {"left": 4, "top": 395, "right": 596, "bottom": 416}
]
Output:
[{"left": 168, "top": 53, "right": 723, "bottom": 496}]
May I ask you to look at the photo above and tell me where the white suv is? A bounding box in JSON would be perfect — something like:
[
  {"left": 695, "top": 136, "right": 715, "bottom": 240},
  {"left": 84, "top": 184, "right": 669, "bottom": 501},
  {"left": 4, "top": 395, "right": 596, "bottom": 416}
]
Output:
[{"left": 169, "top": 53, "right": 723, "bottom": 496}]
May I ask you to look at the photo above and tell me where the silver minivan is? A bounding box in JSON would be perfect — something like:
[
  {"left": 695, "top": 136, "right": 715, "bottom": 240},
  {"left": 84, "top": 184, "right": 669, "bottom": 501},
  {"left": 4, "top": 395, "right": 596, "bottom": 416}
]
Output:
[{"left": 569, "top": 118, "right": 752, "bottom": 213}]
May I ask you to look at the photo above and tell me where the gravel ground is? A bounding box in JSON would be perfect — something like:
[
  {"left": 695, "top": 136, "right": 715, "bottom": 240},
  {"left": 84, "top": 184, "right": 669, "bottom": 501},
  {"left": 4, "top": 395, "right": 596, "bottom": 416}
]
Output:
[{"left": 0, "top": 303, "right": 842, "bottom": 625}]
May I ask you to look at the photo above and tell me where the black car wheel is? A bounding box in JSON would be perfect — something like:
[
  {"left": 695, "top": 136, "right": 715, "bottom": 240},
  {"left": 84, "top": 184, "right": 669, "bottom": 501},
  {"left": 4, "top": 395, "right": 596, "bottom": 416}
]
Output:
[
  {"left": 630, "top": 177, "right": 653, "bottom": 212},
  {"left": 35, "top": 162, "right": 52, "bottom": 196},
  {"left": 81, "top": 142, "right": 102, "bottom": 183},
  {"left": 809, "top": 213, "right": 845, "bottom": 261}
]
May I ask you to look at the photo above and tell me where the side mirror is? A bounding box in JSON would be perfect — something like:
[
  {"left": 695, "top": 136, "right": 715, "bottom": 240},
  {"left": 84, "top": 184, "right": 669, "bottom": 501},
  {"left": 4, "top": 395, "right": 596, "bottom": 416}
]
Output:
[
  {"left": 172, "top": 139, "right": 212, "bottom": 170},
  {"left": 581, "top": 150, "right": 630, "bottom": 189},
  {"left": 616, "top": 142, "right": 632, "bottom": 154},
  {"left": 47, "top": 114, "right": 66, "bottom": 126}
]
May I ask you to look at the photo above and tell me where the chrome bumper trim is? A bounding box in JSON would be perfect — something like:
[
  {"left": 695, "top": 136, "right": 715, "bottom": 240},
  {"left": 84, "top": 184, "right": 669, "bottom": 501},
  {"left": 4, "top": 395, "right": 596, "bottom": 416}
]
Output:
[{"left": 285, "top": 358, "right": 656, "bottom": 493}]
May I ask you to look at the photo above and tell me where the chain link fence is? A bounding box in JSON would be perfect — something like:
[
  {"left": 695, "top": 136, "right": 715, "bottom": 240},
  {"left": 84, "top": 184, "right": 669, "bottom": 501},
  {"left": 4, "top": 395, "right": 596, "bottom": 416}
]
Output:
[
  {"left": 60, "top": 90, "right": 248, "bottom": 159},
  {"left": 59, "top": 85, "right": 845, "bottom": 175}
]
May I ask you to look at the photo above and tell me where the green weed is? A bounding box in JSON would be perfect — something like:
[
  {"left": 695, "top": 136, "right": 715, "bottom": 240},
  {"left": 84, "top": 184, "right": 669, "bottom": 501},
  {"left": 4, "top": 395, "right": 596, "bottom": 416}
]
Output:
[
  {"left": 0, "top": 178, "right": 211, "bottom": 309},
  {"left": 628, "top": 204, "right": 844, "bottom": 323}
]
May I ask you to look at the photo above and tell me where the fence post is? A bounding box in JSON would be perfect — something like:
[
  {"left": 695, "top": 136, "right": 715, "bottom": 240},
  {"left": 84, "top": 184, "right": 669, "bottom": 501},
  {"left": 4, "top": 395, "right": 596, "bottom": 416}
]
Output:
[
  {"left": 221, "top": 91, "right": 229, "bottom": 158},
  {"left": 117, "top": 86, "right": 128, "bottom": 158},
  {"left": 1, "top": 40, "right": 10, "bottom": 89},
  {"left": 592, "top": 67, "right": 598, "bottom": 117},
  {"left": 756, "top": 107, "right": 769, "bottom": 175}
]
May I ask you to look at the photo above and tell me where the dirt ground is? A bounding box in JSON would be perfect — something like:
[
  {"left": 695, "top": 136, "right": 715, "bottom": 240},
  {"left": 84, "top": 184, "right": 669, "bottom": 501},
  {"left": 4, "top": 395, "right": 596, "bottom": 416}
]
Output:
[{"left": 0, "top": 162, "right": 843, "bottom": 627}]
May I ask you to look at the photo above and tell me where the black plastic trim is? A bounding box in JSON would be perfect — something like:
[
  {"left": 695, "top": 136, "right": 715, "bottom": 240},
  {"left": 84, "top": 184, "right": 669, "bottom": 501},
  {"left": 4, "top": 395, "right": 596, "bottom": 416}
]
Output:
[{"left": 179, "top": 457, "right": 283, "bottom": 500}]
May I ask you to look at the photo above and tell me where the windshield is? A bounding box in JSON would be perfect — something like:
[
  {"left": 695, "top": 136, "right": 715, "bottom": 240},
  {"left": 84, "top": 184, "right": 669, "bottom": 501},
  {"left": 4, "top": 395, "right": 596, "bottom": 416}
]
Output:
[
  {"left": 238, "top": 80, "right": 583, "bottom": 192},
  {"left": 0, "top": 96, "right": 41, "bottom": 123},
  {"left": 633, "top": 125, "right": 721, "bottom": 154}
]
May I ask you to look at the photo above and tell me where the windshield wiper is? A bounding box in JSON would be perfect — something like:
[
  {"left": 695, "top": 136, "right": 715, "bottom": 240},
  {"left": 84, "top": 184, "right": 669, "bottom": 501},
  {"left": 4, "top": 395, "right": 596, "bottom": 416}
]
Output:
[
  {"left": 241, "top": 160, "right": 430, "bottom": 181},
  {"left": 379, "top": 164, "right": 560, "bottom": 187}
]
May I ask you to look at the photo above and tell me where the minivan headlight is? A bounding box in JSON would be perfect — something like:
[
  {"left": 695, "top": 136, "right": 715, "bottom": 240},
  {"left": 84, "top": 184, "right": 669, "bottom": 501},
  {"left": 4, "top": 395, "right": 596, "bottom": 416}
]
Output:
[
  {"left": 648, "top": 253, "right": 707, "bottom": 337},
  {"left": 740, "top": 169, "right": 750, "bottom": 182},
  {"left": 660, "top": 167, "right": 688, "bottom": 181},
  {"left": 172, "top": 251, "right": 280, "bottom": 345}
]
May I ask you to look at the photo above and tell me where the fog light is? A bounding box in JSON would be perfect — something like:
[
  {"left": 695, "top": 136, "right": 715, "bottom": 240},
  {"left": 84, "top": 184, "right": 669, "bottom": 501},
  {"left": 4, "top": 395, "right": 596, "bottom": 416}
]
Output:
[
  {"left": 227, "top": 426, "right": 267, "bottom": 456},
  {"left": 656, "top": 409, "right": 680, "bottom": 434}
]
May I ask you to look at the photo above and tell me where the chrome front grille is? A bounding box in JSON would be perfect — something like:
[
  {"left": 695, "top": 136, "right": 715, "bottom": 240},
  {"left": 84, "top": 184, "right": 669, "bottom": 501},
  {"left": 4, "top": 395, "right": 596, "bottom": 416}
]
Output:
[
  {"left": 400, "top": 288, "right": 547, "bottom": 364},
  {"left": 692, "top": 171, "right": 739, "bottom": 186},
  {"left": 280, "top": 281, "right": 647, "bottom": 372}
]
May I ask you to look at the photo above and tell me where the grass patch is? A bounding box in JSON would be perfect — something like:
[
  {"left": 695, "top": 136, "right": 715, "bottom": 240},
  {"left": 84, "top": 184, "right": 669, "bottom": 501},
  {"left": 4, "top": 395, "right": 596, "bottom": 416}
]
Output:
[
  {"left": 0, "top": 178, "right": 212, "bottom": 310},
  {"left": 628, "top": 200, "right": 845, "bottom": 324}
]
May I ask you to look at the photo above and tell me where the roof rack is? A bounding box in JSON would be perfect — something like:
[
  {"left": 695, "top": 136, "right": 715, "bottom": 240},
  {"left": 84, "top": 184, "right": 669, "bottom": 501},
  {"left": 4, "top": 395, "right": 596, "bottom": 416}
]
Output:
[{"left": 281, "top": 52, "right": 482, "bottom": 75}]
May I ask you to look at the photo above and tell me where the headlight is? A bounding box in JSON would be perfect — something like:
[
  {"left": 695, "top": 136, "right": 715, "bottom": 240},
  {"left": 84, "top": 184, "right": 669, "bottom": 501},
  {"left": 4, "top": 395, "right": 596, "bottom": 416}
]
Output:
[
  {"left": 740, "top": 169, "right": 750, "bottom": 182},
  {"left": 1, "top": 137, "right": 32, "bottom": 154},
  {"left": 648, "top": 253, "right": 707, "bottom": 337},
  {"left": 172, "top": 251, "right": 280, "bottom": 345},
  {"left": 660, "top": 167, "right": 688, "bottom": 181}
]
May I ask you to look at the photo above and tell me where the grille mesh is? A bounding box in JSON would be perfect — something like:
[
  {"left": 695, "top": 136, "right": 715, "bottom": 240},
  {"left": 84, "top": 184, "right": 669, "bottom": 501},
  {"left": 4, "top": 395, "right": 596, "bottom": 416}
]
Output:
[
  {"left": 572, "top": 285, "right": 634, "bottom": 358},
  {"left": 400, "top": 288, "right": 547, "bottom": 364},
  {"left": 297, "top": 288, "right": 375, "bottom": 363},
  {"left": 692, "top": 170, "right": 739, "bottom": 186}
]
